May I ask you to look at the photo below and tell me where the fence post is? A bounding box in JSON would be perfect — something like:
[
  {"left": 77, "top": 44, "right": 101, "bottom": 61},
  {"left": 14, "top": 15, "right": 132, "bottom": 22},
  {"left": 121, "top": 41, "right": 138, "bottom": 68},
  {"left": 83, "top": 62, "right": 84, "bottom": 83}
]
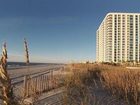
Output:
[
  {"left": 40, "top": 75, "right": 43, "bottom": 93},
  {"left": 47, "top": 74, "right": 49, "bottom": 90},
  {"left": 36, "top": 77, "right": 39, "bottom": 93},
  {"left": 24, "top": 75, "right": 28, "bottom": 97},
  {"left": 42, "top": 75, "right": 45, "bottom": 92},
  {"left": 51, "top": 70, "right": 53, "bottom": 89},
  {"left": 23, "top": 70, "right": 57, "bottom": 99}
]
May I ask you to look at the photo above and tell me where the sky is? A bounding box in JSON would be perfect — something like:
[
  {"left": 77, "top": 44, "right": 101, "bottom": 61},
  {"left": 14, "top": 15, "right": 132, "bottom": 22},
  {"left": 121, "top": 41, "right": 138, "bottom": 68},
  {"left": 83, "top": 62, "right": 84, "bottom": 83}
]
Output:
[{"left": 0, "top": 0, "right": 140, "bottom": 63}]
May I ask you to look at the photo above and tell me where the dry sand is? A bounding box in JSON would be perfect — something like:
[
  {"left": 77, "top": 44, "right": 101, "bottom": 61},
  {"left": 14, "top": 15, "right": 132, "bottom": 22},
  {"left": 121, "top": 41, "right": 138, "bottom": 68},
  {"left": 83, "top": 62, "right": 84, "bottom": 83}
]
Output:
[{"left": 0, "top": 64, "right": 64, "bottom": 105}]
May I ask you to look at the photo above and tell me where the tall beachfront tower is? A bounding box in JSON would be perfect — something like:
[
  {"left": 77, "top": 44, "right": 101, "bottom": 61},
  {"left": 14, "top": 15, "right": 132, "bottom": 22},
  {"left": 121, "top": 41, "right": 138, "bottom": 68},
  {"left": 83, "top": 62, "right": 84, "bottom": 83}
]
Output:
[{"left": 96, "top": 13, "right": 140, "bottom": 63}]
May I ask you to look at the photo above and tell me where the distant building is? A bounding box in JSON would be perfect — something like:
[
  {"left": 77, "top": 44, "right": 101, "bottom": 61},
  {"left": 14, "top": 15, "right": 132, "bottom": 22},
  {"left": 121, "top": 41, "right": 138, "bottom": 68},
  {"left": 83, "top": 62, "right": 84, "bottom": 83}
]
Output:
[{"left": 96, "top": 13, "right": 140, "bottom": 63}]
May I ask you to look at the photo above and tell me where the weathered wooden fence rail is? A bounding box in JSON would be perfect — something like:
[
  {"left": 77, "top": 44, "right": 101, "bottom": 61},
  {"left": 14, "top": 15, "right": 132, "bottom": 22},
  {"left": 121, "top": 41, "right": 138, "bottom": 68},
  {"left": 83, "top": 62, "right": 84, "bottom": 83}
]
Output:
[
  {"left": 11, "top": 67, "right": 61, "bottom": 85},
  {"left": 1, "top": 67, "right": 64, "bottom": 105},
  {"left": 24, "top": 69, "right": 60, "bottom": 97}
]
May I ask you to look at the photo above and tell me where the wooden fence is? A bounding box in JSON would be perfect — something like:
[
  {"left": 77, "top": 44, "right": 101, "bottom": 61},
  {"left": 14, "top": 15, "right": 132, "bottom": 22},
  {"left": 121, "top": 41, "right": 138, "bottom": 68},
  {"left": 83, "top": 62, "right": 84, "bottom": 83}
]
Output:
[{"left": 23, "top": 70, "right": 59, "bottom": 97}]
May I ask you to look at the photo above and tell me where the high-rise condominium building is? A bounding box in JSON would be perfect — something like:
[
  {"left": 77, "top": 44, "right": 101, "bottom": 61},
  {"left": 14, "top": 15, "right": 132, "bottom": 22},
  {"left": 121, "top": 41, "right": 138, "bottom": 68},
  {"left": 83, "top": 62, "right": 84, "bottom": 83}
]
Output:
[{"left": 96, "top": 13, "right": 140, "bottom": 63}]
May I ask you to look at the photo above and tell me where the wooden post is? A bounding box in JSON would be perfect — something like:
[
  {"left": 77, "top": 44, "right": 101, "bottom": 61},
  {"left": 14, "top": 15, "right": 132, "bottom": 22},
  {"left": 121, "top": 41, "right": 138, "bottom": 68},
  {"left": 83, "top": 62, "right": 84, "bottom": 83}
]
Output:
[
  {"left": 27, "top": 77, "right": 30, "bottom": 97},
  {"left": 47, "top": 74, "right": 49, "bottom": 90},
  {"left": 50, "top": 70, "right": 53, "bottom": 89},
  {"left": 44, "top": 75, "right": 47, "bottom": 91},
  {"left": 40, "top": 76, "right": 42, "bottom": 93},
  {"left": 37, "top": 77, "right": 40, "bottom": 94},
  {"left": 34, "top": 77, "right": 37, "bottom": 94},
  {"left": 39, "top": 76, "right": 41, "bottom": 94},
  {"left": 42, "top": 75, "right": 45, "bottom": 92},
  {"left": 24, "top": 75, "right": 28, "bottom": 97}
]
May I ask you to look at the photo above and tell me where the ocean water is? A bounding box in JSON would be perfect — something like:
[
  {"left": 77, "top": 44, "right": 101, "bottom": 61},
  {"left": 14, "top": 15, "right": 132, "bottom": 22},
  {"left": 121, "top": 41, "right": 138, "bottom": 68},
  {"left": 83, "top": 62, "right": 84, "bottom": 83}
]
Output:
[{"left": 7, "top": 62, "right": 62, "bottom": 70}]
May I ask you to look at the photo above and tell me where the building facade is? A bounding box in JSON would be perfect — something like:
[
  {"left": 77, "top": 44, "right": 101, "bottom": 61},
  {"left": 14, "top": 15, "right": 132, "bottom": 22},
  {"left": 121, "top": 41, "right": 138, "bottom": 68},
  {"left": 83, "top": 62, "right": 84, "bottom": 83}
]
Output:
[{"left": 96, "top": 13, "right": 140, "bottom": 63}]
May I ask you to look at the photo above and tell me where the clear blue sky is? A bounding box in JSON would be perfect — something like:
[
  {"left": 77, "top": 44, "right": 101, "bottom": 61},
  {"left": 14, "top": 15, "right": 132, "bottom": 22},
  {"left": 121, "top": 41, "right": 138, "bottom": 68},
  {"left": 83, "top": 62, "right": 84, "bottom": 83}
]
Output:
[{"left": 0, "top": 0, "right": 140, "bottom": 63}]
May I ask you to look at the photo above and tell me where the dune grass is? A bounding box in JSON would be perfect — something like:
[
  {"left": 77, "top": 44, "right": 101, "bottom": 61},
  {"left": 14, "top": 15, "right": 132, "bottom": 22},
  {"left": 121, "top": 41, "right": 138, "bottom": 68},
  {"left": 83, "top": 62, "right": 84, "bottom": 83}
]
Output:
[{"left": 62, "top": 63, "right": 140, "bottom": 105}]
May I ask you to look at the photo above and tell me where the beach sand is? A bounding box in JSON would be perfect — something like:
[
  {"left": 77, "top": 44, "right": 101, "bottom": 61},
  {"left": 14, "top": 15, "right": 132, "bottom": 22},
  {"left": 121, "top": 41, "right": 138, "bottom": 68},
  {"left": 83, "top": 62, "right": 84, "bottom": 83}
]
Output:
[{"left": 0, "top": 64, "right": 64, "bottom": 104}]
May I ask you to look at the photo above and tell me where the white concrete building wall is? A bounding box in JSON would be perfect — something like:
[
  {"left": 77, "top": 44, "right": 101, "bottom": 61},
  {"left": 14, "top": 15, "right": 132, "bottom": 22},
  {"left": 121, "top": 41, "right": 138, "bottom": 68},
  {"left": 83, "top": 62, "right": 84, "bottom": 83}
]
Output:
[{"left": 96, "top": 13, "right": 140, "bottom": 63}]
